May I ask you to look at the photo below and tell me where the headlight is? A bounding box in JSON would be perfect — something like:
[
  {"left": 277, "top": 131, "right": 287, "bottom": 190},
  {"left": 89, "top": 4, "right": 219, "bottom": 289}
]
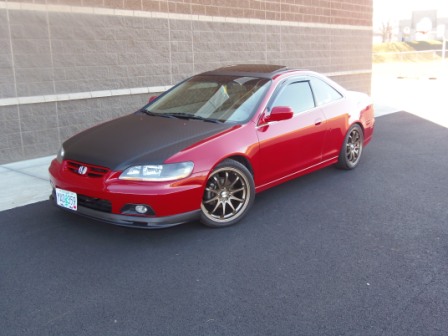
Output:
[
  {"left": 119, "top": 162, "right": 194, "bottom": 182},
  {"left": 56, "top": 146, "right": 65, "bottom": 162}
]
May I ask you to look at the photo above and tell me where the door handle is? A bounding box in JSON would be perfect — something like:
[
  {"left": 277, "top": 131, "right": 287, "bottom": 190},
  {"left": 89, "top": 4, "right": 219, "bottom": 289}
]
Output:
[{"left": 314, "top": 118, "right": 323, "bottom": 126}]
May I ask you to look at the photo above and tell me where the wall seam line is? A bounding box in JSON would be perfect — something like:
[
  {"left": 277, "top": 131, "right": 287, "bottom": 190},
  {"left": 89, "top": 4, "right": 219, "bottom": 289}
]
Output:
[
  {"left": 0, "top": 1, "right": 372, "bottom": 32},
  {"left": 5, "top": 4, "right": 24, "bottom": 158},
  {"left": 0, "top": 70, "right": 373, "bottom": 107}
]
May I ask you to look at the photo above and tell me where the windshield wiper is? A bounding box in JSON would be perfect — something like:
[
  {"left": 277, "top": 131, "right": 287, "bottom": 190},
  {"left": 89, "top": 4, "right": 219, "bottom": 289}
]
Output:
[
  {"left": 166, "top": 113, "right": 223, "bottom": 123},
  {"left": 140, "top": 110, "right": 175, "bottom": 118}
]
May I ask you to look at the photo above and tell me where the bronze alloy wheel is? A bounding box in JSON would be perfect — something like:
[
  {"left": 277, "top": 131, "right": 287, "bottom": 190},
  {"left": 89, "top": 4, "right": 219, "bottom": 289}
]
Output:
[
  {"left": 200, "top": 160, "right": 254, "bottom": 227},
  {"left": 337, "top": 124, "right": 364, "bottom": 170}
]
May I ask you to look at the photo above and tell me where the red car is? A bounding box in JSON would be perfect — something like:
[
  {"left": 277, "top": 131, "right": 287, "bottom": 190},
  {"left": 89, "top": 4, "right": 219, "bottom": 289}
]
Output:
[{"left": 49, "top": 64, "right": 374, "bottom": 228}]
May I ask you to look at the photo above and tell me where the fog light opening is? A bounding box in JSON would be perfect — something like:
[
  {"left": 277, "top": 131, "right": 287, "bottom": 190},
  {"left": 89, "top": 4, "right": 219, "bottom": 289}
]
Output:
[{"left": 135, "top": 205, "right": 149, "bottom": 214}]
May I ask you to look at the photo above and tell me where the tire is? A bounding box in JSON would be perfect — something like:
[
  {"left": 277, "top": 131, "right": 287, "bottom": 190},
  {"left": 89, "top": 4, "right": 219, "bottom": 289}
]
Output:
[
  {"left": 200, "top": 159, "right": 255, "bottom": 228},
  {"left": 336, "top": 124, "right": 364, "bottom": 170}
]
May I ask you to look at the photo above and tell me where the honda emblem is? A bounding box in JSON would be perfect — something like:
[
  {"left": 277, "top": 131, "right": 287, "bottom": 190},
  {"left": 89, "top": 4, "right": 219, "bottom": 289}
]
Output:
[{"left": 78, "top": 166, "right": 88, "bottom": 175}]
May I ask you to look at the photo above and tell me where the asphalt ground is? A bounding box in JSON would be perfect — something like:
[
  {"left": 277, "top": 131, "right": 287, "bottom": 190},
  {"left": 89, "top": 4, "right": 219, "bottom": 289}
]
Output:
[{"left": 1, "top": 112, "right": 448, "bottom": 336}]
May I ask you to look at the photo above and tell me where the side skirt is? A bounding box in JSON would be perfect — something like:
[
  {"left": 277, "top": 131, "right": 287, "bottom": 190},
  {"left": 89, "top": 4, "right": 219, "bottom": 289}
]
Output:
[{"left": 255, "top": 156, "right": 338, "bottom": 193}]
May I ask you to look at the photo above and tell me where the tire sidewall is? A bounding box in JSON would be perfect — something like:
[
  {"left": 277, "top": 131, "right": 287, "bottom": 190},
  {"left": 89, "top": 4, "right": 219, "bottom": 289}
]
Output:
[
  {"left": 339, "top": 124, "right": 364, "bottom": 170},
  {"left": 200, "top": 159, "right": 255, "bottom": 228}
]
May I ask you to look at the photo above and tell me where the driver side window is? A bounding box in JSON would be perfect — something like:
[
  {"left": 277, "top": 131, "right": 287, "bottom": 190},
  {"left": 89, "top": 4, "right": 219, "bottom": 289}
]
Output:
[{"left": 273, "top": 81, "right": 315, "bottom": 114}]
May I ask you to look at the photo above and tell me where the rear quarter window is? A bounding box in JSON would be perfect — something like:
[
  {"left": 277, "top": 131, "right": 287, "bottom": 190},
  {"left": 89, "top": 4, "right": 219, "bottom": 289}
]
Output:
[{"left": 310, "top": 77, "right": 343, "bottom": 106}]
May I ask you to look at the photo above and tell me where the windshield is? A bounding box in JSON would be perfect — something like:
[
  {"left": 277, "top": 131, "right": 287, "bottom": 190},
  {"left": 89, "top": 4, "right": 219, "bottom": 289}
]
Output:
[{"left": 144, "top": 75, "right": 270, "bottom": 123}]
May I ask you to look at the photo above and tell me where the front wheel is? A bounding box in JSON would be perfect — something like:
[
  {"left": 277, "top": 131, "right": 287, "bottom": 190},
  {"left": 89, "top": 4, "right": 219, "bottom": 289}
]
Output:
[
  {"left": 336, "top": 124, "right": 364, "bottom": 170},
  {"left": 200, "top": 159, "right": 255, "bottom": 228}
]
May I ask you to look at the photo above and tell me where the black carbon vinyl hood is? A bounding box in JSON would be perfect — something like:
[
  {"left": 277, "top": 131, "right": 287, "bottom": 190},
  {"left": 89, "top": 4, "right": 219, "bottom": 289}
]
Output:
[{"left": 63, "top": 112, "right": 232, "bottom": 171}]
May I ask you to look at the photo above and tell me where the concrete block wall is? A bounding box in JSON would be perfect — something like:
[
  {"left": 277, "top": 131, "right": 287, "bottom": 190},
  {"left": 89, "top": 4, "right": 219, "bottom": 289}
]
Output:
[{"left": 0, "top": 0, "right": 373, "bottom": 164}]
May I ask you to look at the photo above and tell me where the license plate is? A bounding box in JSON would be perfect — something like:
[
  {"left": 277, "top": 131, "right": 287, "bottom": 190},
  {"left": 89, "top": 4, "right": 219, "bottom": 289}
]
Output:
[{"left": 55, "top": 188, "right": 77, "bottom": 211}]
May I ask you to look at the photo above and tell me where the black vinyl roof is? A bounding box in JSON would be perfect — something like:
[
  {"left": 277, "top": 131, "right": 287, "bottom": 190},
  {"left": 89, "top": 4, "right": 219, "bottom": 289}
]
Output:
[{"left": 200, "top": 64, "right": 290, "bottom": 79}]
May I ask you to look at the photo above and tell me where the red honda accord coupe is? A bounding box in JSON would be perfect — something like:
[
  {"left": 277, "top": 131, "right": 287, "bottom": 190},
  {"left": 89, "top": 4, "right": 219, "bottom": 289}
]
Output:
[{"left": 49, "top": 64, "right": 374, "bottom": 228}]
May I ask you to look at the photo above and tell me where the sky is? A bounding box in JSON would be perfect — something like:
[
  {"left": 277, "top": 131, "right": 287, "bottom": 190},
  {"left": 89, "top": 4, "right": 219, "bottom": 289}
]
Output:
[{"left": 374, "top": 0, "right": 448, "bottom": 22}]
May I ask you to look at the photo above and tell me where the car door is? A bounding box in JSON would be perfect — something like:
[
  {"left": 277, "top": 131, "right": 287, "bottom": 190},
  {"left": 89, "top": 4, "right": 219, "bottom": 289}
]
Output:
[
  {"left": 308, "top": 76, "right": 348, "bottom": 161},
  {"left": 256, "top": 79, "right": 327, "bottom": 186}
]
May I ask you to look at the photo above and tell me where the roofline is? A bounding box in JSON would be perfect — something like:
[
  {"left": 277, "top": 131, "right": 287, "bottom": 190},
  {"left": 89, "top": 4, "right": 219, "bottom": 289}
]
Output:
[{"left": 199, "top": 64, "right": 291, "bottom": 79}]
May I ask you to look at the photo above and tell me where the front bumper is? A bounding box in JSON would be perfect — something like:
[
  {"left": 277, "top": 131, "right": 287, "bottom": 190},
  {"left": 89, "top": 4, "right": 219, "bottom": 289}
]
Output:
[
  {"left": 49, "top": 159, "right": 207, "bottom": 229},
  {"left": 50, "top": 193, "right": 200, "bottom": 228}
]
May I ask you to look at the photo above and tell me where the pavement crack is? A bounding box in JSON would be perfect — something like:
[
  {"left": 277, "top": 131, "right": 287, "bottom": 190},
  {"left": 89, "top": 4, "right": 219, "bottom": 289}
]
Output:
[{"left": 1, "top": 165, "right": 49, "bottom": 182}]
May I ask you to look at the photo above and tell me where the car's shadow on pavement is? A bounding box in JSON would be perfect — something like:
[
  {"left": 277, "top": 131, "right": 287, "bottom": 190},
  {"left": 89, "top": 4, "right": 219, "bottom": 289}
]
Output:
[{"left": 2, "top": 112, "right": 448, "bottom": 336}]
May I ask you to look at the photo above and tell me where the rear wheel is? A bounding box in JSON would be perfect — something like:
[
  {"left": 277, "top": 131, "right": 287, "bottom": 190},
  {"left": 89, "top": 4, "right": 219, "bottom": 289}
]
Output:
[
  {"left": 336, "top": 124, "right": 364, "bottom": 170},
  {"left": 200, "top": 159, "right": 255, "bottom": 228}
]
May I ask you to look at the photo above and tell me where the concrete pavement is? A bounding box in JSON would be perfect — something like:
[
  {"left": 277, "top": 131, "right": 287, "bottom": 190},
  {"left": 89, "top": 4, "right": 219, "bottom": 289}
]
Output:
[{"left": 0, "top": 155, "right": 54, "bottom": 211}]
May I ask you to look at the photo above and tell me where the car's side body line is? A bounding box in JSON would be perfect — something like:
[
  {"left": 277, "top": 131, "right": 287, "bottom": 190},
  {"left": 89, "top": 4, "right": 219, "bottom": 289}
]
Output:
[{"left": 255, "top": 155, "right": 338, "bottom": 193}]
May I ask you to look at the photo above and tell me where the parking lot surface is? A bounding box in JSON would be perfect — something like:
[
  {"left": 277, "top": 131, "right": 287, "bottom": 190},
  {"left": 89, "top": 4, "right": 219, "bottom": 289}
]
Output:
[{"left": 1, "top": 112, "right": 448, "bottom": 336}]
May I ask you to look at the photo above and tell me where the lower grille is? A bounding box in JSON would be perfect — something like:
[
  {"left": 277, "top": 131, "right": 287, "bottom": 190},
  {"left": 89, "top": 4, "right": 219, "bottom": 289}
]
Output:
[{"left": 78, "top": 194, "right": 112, "bottom": 213}]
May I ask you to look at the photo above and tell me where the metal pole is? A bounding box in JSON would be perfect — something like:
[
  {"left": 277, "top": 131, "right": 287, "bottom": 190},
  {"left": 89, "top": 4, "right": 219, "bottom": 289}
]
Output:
[
  {"left": 442, "top": 35, "right": 447, "bottom": 77},
  {"left": 442, "top": 35, "right": 446, "bottom": 62}
]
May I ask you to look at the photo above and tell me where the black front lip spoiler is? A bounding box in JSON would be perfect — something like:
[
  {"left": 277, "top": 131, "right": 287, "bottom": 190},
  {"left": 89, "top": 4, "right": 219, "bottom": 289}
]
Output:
[{"left": 50, "top": 195, "right": 201, "bottom": 229}]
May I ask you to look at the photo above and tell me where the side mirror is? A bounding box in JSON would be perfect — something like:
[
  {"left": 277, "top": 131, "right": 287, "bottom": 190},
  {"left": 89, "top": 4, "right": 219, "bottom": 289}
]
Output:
[
  {"left": 148, "top": 95, "right": 158, "bottom": 103},
  {"left": 263, "top": 106, "right": 294, "bottom": 123}
]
